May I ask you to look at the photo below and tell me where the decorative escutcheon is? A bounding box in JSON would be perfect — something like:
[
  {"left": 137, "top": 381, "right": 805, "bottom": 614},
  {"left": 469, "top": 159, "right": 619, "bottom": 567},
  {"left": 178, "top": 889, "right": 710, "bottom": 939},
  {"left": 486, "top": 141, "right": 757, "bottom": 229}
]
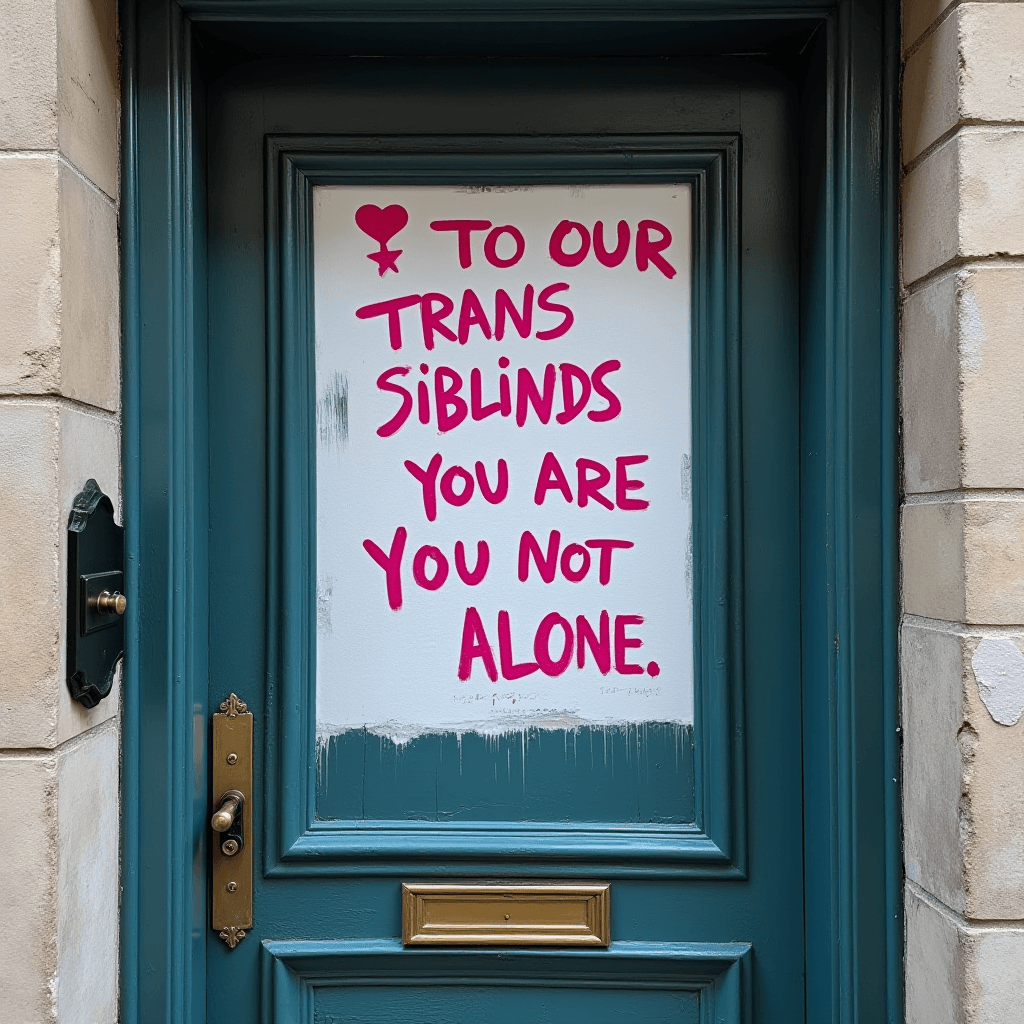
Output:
[
  {"left": 211, "top": 694, "right": 253, "bottom": 948},
  {"left": 67, "top": 480, "right": 125, "bottom": 708}
]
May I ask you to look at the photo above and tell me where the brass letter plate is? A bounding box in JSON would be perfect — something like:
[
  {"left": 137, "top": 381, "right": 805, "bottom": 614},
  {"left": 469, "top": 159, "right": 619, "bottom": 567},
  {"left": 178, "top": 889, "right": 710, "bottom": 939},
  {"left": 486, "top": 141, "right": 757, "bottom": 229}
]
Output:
[
  {"left": 211, "top": 694, "right": 253, "bottom": 948},
  {"left": 402, "top": 882, "right": 610, "bottom": 947}
]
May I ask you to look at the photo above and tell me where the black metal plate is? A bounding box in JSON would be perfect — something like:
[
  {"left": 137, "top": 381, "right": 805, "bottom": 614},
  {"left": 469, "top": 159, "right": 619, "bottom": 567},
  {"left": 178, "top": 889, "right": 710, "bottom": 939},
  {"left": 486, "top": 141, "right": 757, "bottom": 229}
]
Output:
[{"left": 67, "top": 480, "right": 124, "bottom": 708}]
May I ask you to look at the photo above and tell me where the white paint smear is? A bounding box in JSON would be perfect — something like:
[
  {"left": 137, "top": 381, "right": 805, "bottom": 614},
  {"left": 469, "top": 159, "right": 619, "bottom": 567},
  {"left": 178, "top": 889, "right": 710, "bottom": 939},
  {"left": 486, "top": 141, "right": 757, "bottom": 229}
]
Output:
[
  {"left": 314, "top": 184, "right": 693, "bottom": 739},
  {"left": 971, "top": 638, "right": 1024, "bottom": 726}
]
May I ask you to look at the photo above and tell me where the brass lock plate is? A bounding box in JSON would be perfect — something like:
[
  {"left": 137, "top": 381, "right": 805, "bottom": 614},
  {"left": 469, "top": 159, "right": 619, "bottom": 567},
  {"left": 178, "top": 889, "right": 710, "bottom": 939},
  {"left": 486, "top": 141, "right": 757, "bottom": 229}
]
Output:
[{"left": 211, "top": 694, "right": 253, "bottom": 948}]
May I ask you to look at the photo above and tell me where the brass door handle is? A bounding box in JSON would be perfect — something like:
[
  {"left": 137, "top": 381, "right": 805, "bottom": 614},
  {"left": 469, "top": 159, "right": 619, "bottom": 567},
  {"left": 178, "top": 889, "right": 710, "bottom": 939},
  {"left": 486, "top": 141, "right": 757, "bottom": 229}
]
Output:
[
  {"left": 211, "top": 694, "right": 252, "bottom": 949},
  {"left": 211, "top": 790, "right": 243, "bottom": 832}
]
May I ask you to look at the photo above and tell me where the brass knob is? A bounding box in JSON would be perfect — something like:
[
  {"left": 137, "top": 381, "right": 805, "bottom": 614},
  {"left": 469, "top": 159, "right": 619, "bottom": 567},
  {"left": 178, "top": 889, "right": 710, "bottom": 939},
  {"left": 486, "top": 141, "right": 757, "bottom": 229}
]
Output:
[
  {"left": 211, "top": 790, "right": 243, "bottom": 832},
  {"left": 92, "top": 590, "right": 127, "bottom": 615}
]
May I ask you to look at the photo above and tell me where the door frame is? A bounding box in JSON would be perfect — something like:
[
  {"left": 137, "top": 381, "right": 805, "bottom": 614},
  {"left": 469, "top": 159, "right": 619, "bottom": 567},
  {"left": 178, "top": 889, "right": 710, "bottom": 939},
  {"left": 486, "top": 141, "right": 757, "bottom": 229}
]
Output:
[{"left": 119, "top": 2, "right": 900, "bottom": 1022}]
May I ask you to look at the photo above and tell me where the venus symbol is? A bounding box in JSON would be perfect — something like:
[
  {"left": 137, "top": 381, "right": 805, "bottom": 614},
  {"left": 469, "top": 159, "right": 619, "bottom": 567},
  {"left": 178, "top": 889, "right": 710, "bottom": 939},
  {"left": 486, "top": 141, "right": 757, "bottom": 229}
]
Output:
[{"left": 355, "top": 203, "right": 409, "bottom": 276}]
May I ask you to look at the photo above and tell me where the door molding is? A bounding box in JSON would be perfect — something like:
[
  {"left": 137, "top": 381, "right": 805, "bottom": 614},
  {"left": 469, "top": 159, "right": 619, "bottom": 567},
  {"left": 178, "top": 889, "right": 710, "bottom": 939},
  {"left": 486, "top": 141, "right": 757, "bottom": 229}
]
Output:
[
  {"left": 266, "top": 134, "right": 744, "bottom": 877},
  {"left": 260, "top": 940, "right": 751, "bottom": 1024},
  {"left": 120, "top": 1, "right": 899, "bottom": 1021}
]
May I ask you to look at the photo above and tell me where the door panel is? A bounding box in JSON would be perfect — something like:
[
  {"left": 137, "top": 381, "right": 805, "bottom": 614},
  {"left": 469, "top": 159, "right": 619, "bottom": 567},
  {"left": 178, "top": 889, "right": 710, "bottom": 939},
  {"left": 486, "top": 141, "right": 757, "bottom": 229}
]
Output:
[{"left": 205, "top": 57, "right": 800, "bottom": 1022}]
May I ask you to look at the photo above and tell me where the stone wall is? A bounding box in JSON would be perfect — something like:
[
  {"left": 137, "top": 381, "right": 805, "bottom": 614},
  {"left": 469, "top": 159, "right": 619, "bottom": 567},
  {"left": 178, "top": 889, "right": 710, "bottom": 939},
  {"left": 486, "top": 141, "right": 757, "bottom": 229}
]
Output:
[
  {"left": 0, "top": 0, "right": 120, "bottom": 1020},
  {"left": 902, "top": 1, "right": 1024, "bottom": 1020}
]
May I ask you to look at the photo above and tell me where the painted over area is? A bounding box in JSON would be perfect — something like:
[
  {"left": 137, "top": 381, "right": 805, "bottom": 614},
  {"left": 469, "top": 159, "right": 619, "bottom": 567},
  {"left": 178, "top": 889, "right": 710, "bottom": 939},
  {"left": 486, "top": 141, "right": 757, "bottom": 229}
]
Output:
[
  {"left": 972, "top": 637, "right": 1024, "bottom": 726},
  {"left": 314, "top": 185, "right": 692, "bottom": 741}
]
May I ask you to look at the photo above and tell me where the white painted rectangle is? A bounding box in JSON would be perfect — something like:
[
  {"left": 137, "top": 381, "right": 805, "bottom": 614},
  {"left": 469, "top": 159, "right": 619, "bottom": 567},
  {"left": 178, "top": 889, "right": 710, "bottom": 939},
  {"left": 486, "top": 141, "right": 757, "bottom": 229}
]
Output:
[{"left": 314, "top": 184, "right": 692, "bottom": 742}]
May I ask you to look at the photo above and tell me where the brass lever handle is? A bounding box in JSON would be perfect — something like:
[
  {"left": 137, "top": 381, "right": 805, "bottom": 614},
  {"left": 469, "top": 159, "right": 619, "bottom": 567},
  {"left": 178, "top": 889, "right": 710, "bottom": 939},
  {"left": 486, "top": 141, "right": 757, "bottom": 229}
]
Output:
[
  {"left": 211, "top": 694, "right": 251, "bottom": 948},
  {"left": 211, "top": 790, "right": 244, "bottom": 832}
]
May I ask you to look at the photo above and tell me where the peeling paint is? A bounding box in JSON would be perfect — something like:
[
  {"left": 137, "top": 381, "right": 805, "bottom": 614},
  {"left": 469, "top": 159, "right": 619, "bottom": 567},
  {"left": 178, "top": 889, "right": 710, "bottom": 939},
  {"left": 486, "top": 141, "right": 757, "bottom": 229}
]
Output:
[
  {"left": 961, "top": 282, "right": 986, "bottom": 374},
  {"left": 315, "top": 712, "right": 687, "bottom": 749},
  {"left": 316, "top": 371, "right": 348, "bottom": 453},
  {"left": 316, "top": 574, "right": 333, "bottom": 637},
  {"left": 971, "top": 637, "right": 1024, "bottom": 726}
]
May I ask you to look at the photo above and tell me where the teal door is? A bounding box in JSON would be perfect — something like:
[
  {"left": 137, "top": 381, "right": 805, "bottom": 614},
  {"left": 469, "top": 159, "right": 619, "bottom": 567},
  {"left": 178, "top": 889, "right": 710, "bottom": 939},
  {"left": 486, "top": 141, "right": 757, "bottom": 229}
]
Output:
[{"left": 200, "top": 55, "right": 802, "bottom": 1022}]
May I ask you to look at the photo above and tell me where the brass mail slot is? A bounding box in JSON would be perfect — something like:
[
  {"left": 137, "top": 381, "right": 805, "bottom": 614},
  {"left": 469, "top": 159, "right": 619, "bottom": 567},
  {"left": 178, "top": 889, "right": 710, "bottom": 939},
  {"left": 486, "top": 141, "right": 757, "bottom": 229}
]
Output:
[{"left": 402, "top": 882, "right": 610, "bottom": 947}]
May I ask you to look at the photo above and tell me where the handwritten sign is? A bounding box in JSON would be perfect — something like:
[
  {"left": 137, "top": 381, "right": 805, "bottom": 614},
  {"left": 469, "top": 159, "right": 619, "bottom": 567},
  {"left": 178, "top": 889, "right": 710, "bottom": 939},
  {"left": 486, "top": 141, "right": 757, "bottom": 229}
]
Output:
[{"left": 314, "top": 184, "right": 692, "bottom": 742}]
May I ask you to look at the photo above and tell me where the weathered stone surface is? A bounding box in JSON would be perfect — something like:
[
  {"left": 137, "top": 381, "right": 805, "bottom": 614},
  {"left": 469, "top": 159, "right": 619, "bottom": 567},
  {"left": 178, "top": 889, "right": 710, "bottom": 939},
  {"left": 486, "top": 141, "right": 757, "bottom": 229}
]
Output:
[
  {"left": 56, "top": 723, "right": 119, "bottom": 1024},
  {"left": 902, "top": 271, "right": 960, "bottom": 493},
  {"left": 0, "top": 156, "right": 119, "bottom": 408},
  {"left": 0, "top": 0, "right": 58, "bottom": 150},
  {"left": 902, "top": 134, "right": 959, "bottom": 285},
  {"left": 963, "top": 500, "right": 1024, "bottom": 624},
  {"left": 0, "top": 401, "right": 119, "bottom": 749},
  {"left": 903, "top": 623, "right": 966, "bottom": 913},
  {"left": 0, "top": 155, "right": 61, "bottom": 394},
  {"left": 904, "top": 267, "right": 1024, "bottom": 492},
  {"left": 904, "top": 499, "right": 1024, "bottom": 625},
  {"left": 903, "top": 0, "right": 955, "bottom": 54},
  {"left": 902, "top": 501, "right": 967, "bottom": 622},
  {"left": 58, "top": 162, "right": 119, "bottom": 411},
  {"left": 903, "top": 8, "right": 958, "bottom": 164},
  {"left": 906, "top": 887, "right": 962, "bottom": 1024},
  {"left": 903, "top": 129, "right": 1024, "bottom": 286},
  {"left": 965, "top": 925, "right": 1024, "bottom": 1023},
  {"left": 907, "top": 885, "right": 1024, "bottom": 1024},
  {"left": 0, "top": 753, "right": 58, "bottom": 1024},
  {"left": 56, "top": 0, "right": 118, "bottom": 200},
  {"left": 904, "top": 6, "right": 1024, "bottom": 165},
  {"left": 903, "top": 622, "right": 1024, "bottom": 920}
]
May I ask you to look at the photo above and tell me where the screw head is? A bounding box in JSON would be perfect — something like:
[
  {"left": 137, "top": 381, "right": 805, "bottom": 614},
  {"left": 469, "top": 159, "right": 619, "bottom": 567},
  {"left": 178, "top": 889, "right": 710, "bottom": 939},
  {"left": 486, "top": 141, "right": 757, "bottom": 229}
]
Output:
[
  {"left": 226, "top": 753, "right": 238, "bottom": 765},
  {"left": 227, "top": 881, "right": 238, "bottom": 892},
  {"left": 221, "top": 838, "right": 240, "bottom": 857}
]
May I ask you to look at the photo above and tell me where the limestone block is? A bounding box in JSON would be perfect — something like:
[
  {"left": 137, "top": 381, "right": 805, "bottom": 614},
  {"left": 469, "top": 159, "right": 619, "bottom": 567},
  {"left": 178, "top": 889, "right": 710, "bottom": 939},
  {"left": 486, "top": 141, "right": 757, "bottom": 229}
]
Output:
[
  {"left": 965, "top": 925, "right": 1024, "bottom": 1023},
  {"left": 903, "top": 621, "right": 1024, "bottom": 919},
  {"left": 962, "top": 636, "right": 1024, "bottom": 919},
  {"left": 56, "top": 0, "right": 118, "bottom": 200},
  {"left": 0, "top": 401, "right": 119, "bottom": 749},
  {"left": 903, "top": 623, "right": 965, "bottom": 913},
  {"left": 902, "top": 501, "right": 966, "bottom": 622},
  {"left": 0, "top": 727, "right": 119, "bottom": 1024},
  {"left": 903, "top": 128, "right": 1024, "bottom": 286},
  {"left": 0, "top": 0, "right": 58, "bottom": 150},
  {"left": 58, "top": 161, "right": 119, "bottom": 411},
  {"left": 903, "top": 0, "right": 955, "bottom": 55},
  {"left": 960, "top": 4, "right": 1024, "bottom": 128},
  {"left": 903, "top": 267, "right": 1024, "bottom": 492},
  {"left": 56, "top": 723, "right": 118, "bottom": 1024},
  {"left": 0, "top": 155, "right": 61, "bottom": 393},
  {"left": 0, "top": 155, "right": 119, "bottom": 410},
  {"left": 903, "top": 9, "right": 958, "bottom": 165},
  {"left": 902, "top": 136, "right": 958, "bottom": 286},
  {"left": 902, "top": 271, "right": 960, "bottom": 493},
  {"left": 904, "top": 5, "right": 1024, "bottom": 165},
  {"left": 0, "top": 754, "right": 58, "bottom": 1024},
  {"left": 903, "top": 498, "right": 1024, "bottom": 624},
  {"left": 0, "top": 0, "right": 117, "bottom": 199},
  {"left": 906, "top": 886, "right": 1024, "bottom": 1023},
  {"left": 963, "top": 500, "right": 1024, "bottom": 624},
  {"left": 958, "top": 268, "right": 1024, "bottom": 489}
]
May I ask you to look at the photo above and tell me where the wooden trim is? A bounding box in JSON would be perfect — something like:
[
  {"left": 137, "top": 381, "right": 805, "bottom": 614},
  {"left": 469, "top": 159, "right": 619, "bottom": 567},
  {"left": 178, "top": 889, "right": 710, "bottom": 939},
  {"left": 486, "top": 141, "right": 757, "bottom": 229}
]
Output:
[
  {"left": 261, "top": 940, "right": 749, "bottom": 1024},
  {"left": 264, "top": 135, "right": 743, "bottom": 877}
]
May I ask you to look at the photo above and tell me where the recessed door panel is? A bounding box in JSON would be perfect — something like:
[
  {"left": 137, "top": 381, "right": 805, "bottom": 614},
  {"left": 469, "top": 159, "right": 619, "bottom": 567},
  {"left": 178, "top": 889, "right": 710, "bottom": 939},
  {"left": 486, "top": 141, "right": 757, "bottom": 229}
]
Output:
[{"left": 313, "top": 181, "right": 693, "bottom": 823}]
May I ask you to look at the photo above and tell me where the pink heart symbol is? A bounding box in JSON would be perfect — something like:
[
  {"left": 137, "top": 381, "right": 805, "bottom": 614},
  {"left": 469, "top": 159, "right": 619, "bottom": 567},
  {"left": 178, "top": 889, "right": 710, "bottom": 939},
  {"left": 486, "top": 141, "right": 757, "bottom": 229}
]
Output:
[{"left": 355, "top": 204, "right": 409, "bottom": 246}]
